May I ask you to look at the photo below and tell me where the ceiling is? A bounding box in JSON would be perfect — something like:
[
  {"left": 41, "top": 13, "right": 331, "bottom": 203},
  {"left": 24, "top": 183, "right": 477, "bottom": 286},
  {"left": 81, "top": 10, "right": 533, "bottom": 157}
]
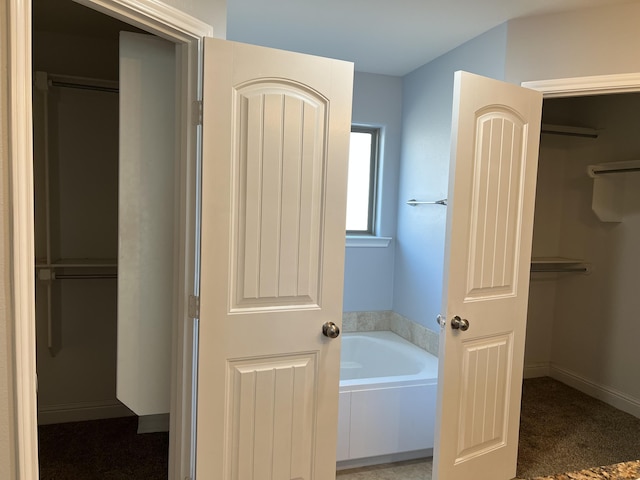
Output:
[{"left": 34, "top": 0, "right": 638, "bottom": 76}]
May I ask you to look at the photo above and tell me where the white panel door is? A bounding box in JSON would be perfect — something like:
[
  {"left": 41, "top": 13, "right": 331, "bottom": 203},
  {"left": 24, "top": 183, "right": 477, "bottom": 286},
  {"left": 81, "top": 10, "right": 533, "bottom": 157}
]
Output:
[
  {"left": 196, "top": 38, "right": 353, "bottom": 479},
  {"left": 117, "top": 32, "right": 176, "bottom": 415},
  {"left": 433, "top": 71, "right": 542, "bottom": 480}
]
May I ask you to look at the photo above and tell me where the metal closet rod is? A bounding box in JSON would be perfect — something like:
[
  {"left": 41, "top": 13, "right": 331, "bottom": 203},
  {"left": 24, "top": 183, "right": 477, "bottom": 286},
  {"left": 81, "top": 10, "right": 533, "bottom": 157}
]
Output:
[
  {"left": 50, "top": 79, "right": 119, "bottom": 94},
  {"left": 44, "top": 73, "right": 120, "bottom": 94},
  {"left": 53, "top": 273, "right": 117, "bottom": 280},
  {"left": 530, "top": 266, "right": 590, "bottom": 273},
  {"left": 590, "top": 166, "right": 640, "bottom": 175}
]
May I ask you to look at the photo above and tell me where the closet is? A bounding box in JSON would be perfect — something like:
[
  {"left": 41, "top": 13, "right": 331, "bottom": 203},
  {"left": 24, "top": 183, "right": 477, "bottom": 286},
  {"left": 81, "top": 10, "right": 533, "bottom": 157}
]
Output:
[
  {"left": 33, "top": 69, "right": 124, "bottom": 424},
  {"left": 32, "top": 0, "right": 173, "bottom": 429},
  {"left": 525, "top": 91, "right": 640, "bottom": 420},
  {"left": 33, "top": 11, "right": 126, "bottom": 424}
]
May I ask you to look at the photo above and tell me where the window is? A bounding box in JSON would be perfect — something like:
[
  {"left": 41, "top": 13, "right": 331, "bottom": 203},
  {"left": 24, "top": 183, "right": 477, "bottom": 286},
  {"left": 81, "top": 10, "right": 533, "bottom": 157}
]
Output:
[{"left": 346, "top": 126, "right": 379, "bottom": 234}]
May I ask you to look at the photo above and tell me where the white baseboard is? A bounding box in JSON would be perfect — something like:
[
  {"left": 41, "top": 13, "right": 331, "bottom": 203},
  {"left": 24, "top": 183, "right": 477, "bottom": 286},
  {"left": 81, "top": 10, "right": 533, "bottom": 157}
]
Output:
[
  {"left": 336, "top": 449, "right": 432, "bottom": 471},
  {"left": 137, "top": 413, "right": 170, "bottom": 433},
  {"left": 38, "top": 400, "right": 133, "bottom": 425},
  {"left": 549, "top": 364, "right": 640, "bottom": 419},
  {"left": 523, "top": 362, "right": 551, "bottom": 379}
]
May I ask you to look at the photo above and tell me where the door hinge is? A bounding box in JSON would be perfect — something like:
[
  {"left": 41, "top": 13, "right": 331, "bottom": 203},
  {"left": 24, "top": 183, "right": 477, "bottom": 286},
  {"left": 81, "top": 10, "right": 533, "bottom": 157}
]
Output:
[
  {"left": 192, "top": 100, "right": 203, "bottom": 126},
  {"left": 188, "top": 295, "right": 200, "bottom": 319}
]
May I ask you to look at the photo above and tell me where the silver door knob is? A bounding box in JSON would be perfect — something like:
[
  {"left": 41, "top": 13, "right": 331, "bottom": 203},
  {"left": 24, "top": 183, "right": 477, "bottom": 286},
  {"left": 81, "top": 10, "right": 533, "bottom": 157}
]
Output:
[
  {"left": 322, "top": 321, "right": 340, "bottom": 338},
  {"left": 451, "top": 316, "right": 469, "bottom": 331}
]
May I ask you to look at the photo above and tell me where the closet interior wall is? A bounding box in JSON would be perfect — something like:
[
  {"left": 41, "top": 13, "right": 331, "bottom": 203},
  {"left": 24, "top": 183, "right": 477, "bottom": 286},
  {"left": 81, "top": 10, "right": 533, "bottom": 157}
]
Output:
[
  {"left": 33, "top": 23, "right": 128, "bottom": 424},
  {"left": 525, "top": 92, "right": 640, "bottom": 417}
]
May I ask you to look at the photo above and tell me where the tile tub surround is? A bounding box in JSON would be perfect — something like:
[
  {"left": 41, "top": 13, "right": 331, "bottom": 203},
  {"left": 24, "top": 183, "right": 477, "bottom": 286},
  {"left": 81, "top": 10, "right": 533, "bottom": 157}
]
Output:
[{"left": 342, "top": 311, "right": 439, "bottom": 356}]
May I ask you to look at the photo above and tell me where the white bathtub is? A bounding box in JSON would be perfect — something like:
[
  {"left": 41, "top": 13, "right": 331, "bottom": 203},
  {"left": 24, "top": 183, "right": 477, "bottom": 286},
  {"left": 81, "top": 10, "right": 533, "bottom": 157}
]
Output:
[{"left": 337, "top": 331, "right": 439, "bottom": 467}]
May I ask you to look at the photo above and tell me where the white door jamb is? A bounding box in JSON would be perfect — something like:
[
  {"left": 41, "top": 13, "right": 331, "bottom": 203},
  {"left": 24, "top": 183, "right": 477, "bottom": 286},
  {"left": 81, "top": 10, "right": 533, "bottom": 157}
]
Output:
[
  {"left": 522, "top": 72, "right": 640, "bottom": 97},
  {"left": 8, "top": 1, "right": 212, "bottom": 478}
]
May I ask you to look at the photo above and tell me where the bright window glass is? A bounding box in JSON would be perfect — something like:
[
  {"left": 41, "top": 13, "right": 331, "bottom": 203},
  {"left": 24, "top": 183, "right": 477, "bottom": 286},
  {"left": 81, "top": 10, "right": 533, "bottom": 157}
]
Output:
[{"left": 346, "top": 128, "right": 378, "bottom": 233}]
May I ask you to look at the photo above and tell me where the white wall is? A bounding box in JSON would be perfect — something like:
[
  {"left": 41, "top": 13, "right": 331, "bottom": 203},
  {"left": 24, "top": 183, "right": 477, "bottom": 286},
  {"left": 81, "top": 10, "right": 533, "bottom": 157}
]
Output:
[
  {"left": 506, "top": 2, "right": 640, "bottom": 85},
  {"left": 524, "top": 136, "right": 567, "bottom": 372},
  {"left": 393, "top": 24, "right": 508, "bottom": 329},
  {"left": 161, "top": 0, "right": 226, "bottom": 37},
  {"left": 343, "top": 72, "right": 402, "bottom": 312}
]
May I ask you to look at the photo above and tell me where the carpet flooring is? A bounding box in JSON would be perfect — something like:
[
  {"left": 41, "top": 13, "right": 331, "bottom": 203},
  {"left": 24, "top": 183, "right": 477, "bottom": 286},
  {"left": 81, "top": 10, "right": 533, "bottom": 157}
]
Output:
[
  {"left": 37, "top": 377, "right": 640, "bottom": 479},
  {"left": 517, "top": 377, "right": 640, "bottom": 478},
  {"left": 38, "top": 416, "right": 168, "bottom": 480}
]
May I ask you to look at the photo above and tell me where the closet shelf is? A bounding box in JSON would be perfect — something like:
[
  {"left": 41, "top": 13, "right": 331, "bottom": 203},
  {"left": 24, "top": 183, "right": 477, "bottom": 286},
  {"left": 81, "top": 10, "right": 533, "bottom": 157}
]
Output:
[
  {"left": 586, "top": 160, "right": 640, "bottom": 222},
  {"left": 587, "top": 159, "right": 640, "bottom": 177},
  {"left": 530, "top": 257, "right": 590, "bottom": 274},
  {"left": 541, "top": 123, "right": 598, "bottom": 139}
]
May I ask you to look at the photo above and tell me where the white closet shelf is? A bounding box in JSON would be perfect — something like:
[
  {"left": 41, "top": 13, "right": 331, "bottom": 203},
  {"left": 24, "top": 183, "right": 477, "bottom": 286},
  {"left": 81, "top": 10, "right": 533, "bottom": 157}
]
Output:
[
  {"left": 531, "top": 257, "right": 590, "bottom": 274},
  {"left": 587, "top": 160, "right": 640, "bottom": 222},
  {"left": 36, "top": 258, "right": 118, "bottom": 268}
]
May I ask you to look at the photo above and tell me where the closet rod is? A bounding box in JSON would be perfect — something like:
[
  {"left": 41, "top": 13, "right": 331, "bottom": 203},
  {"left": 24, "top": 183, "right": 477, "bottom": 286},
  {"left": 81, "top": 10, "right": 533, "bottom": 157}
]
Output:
[
  {"left": 530, "top": 266, "right": 590, "bottom": 274},
  {"left": 590, "top": 166, "right": 640, "bottom": 176},
  {"left": 53, "top": 273, "right": 117, "bottom": 280},
  {"left": 540, "top": 123, "right": 599, "bottom": 138},
  {"left": 49, "top": 80, "right": 119, "bottom": 94}
]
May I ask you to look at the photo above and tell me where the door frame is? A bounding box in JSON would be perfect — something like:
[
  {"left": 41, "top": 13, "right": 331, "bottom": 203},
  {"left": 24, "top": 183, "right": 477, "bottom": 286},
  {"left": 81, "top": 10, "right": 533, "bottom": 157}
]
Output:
[
  {"left": 522, "top": 72, "right": 640, "bottom": 97},
  {"left": 516, "top": 70, "right": 640, "bottom": 457},
  {"left": 7, "top": 0, "right": 212, "bottom": 478}
]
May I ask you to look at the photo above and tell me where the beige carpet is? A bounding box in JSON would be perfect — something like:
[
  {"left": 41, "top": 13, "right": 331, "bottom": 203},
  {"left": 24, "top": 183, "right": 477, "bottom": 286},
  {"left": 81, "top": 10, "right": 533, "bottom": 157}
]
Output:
[{"left": 517, "top": 377, "right": 640, "bottom": 478}]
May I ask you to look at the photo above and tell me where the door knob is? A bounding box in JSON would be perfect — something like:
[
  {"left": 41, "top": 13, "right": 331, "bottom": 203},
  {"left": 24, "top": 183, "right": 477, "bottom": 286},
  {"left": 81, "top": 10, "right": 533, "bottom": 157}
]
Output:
[
  {"left": 451, "top": 316, "right": 469, "bottom": 331},
  {"left": 322, "top": 321, "right": 340, "bottom": 338}
]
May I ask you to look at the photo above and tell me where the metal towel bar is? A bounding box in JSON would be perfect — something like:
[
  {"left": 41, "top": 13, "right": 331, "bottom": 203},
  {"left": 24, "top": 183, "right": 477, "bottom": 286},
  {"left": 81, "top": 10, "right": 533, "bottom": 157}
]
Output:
[{"left": 406, "top": 198, "right": 447, "bottom": 206}]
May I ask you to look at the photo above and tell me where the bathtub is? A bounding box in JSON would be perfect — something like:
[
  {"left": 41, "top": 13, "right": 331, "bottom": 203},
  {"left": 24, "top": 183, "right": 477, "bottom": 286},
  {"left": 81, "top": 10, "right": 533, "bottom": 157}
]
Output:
[{"left": 337, "top": 331, "right": 439, "bottom": 467}]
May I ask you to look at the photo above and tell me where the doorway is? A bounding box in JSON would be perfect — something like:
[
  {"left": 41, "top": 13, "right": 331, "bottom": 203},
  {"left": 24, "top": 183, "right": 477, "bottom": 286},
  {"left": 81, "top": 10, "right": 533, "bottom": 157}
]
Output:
[
  {"left": 518, "top": 82, "right": 640, "bottom": 478},
  {"left": 8, "top": 0, "right": 211, "bottom": 477},
  {"left": 32, "top": 1, "right": 173, "bottom": 477}
]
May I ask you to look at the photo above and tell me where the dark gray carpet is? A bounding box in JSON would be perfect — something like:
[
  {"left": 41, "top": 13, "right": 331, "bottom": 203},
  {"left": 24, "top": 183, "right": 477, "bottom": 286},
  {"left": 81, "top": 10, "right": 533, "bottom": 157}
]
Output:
[
  {"left": 517, "top": 377, "right": 640, "bottom": 479},
  {"left": 38, "top": 416, "right": 168, "bottom": 480}
]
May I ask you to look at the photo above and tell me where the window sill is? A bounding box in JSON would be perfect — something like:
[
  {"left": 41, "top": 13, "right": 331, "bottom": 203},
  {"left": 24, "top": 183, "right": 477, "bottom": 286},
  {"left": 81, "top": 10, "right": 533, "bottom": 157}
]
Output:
[{"left": 345, "top": 236, "right": 392, "bottom": 248}]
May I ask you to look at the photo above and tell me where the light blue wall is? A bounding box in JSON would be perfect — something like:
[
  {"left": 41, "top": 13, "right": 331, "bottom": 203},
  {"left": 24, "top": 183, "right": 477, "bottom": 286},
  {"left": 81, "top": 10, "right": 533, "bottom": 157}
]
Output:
[
  {"left": 343, "top": 72, "right": 403, "bottom": 312},
  {"left": 392, "top": 24, "right": 508, "bottom": 329}
]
